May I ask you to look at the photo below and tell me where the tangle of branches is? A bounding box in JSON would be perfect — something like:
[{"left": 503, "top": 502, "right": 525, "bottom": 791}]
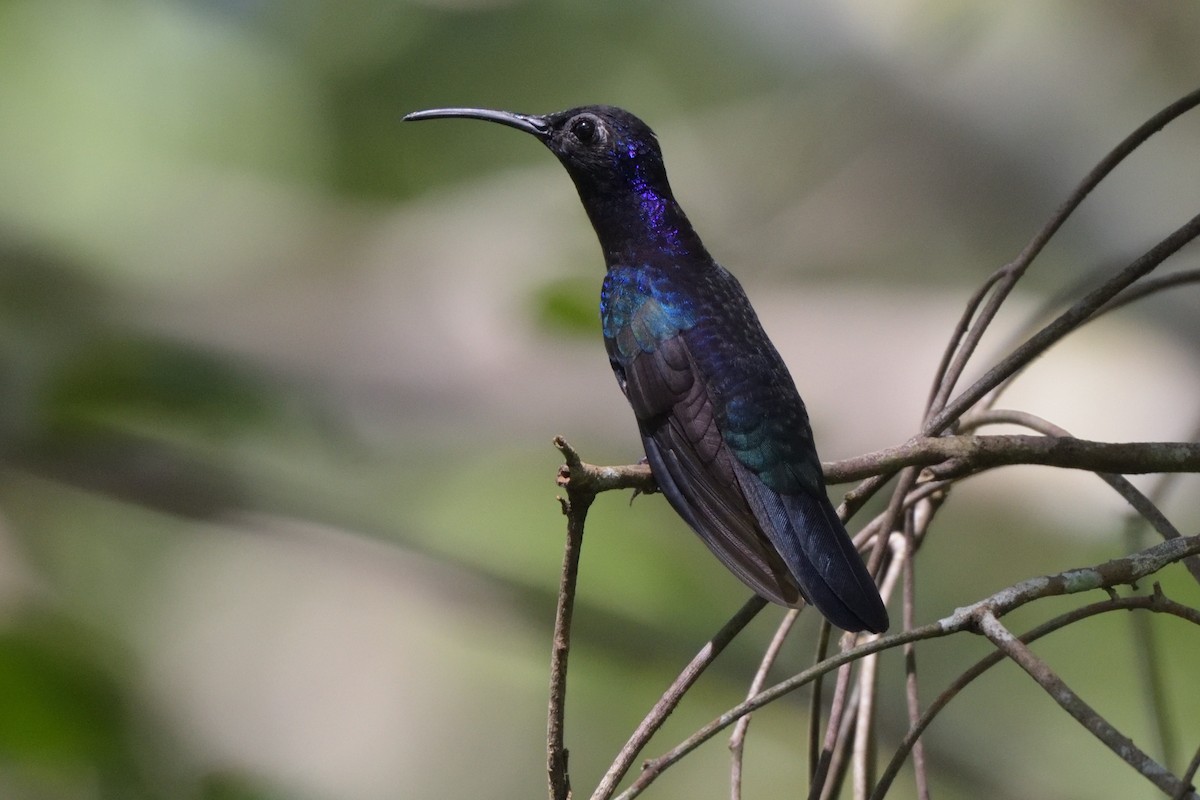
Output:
[{"left": 545, "top": 87, "right": 1200, "bottom": 800}]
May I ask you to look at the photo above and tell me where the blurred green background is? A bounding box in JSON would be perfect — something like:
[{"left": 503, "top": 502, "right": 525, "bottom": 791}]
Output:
[{"left": 1, "top": 1, "right": 1199, "bottom": 798}]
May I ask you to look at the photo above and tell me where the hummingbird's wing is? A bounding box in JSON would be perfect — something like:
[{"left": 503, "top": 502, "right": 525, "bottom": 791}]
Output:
[
  {"left": 617, "top": 327, "right": 806, "bottom": 609},
  {"left": 606, "top": 276, "right": 888, "bottom": 632}
]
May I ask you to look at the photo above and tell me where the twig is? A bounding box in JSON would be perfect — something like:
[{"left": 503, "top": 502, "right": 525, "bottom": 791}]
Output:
[
  {"left": 841, "top": 472, "right": 894, "bottom": 523},
  {"left": 807, "top": 621, "right": 833, "bottom": 782},
  {"left": 1129, "top": 584, "right": 1176, "bottom": 771},
  {"left": 1122, "top": 450, "right": 1199, "bottom": 773},
  {"left": 977, "top": 610, "right": 1198, "bottom": 799},
  {"left": 550, "top": 438, "right": 770, "bottom": 800},
  {"left": 927, "top": 210, "right": 1200, "bottom": 437},
  {"left": 923, "top": 269, "right": 1008, "bottom": 415},
  {"left": 870, "top": 592, "right": 1200, "bottom": 800},
  {"left": 547, "top": 437, "right": 597, "bottom": 800},
  {"left": 964, "top": 409, "right": 1200, "bottom": 585},
  {"left": 551, "top": 442, "right": 658, "bottom": 496},
  {"left": 808, "top": 646, "right": 857, "bottom": 800},
  {"left": 975, "top": 264, "right": 1200, "bottom": 417},
  {"left": 1176, "top": 742, "right": 1200, "bottom": 800},
  {"left": 1100, "top": 267, "right": 1200, "bottom": 316},
  {"left": 729, "top": 608, "right": 798, "bottom": 800},
  {"left": 925, "top": 87, "right": 1200, "bottom": 421},
  {"left": 590, "top": 595, "right": 767, "bottom": 800},
  {"left": 818, "top": 680, "right": 861, "bottom": 800},
  {"left": 853, "top": 537, "right": 906, "bottom": 800},
  {"left": 900, "top": 507, "right": 930, "bottom": 800},
  {"left": 828, "top": 435, "right": 1200, "bottom": 483},
  {"left": 835, "top": 424, "right": 1200, "bottom": 520},
  {"left": 529, "top": 432, "right": 1200, "bottom": 497},
  {"left": 613, "top": 535, "right": 1200, "bottom": 799},
  {"left": 851, "top": 661, "right": 876, "bottom": 800}
]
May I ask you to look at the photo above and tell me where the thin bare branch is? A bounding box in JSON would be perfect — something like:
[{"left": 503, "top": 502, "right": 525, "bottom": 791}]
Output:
[
  {"left": 1129, "top": 585, "right": 1177, "bottom": 771},
  {"left": 977, "top": 610, "right": 1198, "bottom": 799},
  {"left": 547, "top": 437, "right": 598, "bottom": 800},
  {"left": 1101, "top": 267, "right": 1200, "bottom": 316},
  {"left": 870, "top": 592, "right": 1200, "bottom": 800},
  {"left": 554, "top": 439, "right": 768, "bottom": 800},
  {"left": 807, "top": 621, "right": 833, "bottom": 782},
  {"left": 1123, "top": 453, "right": 1200, "bottom": 772},
  {"left": 818, "top": 681, "right": 862, "bottom": 800},
  {"left": 901, "top": 508, "right": 930, "bottom": 800},
  {"left": 852, "top": 658, "right": 877, "bottom": 800},
  {"left": 613, "top": 535, "right": 1200, "bottom": 799},
  {"left": 828, "top": 435, "right": 1200, "bottom": 483},
  {"left": 590, "top": 595, "right": 767, "bottom": 800},
  {"left": 1176, "top": 743, "right": 1200, "bottom": 800},
  {"left": 552, "top": 442, "right": 657, "bottom": 496},
  {"left": 853, "top": 538, "right": 907, "bottom": 800},
  {"left": 965, "top": 408, "right": 1200, "bottom": 585},
  {"left": 809, "top": 647, "right": 858, "bottom": 800},
  {"left": 730, "top": 608, "right": 799, "bottom": 800},
  {"left": 926, "top": 87, "right": 1200, "bottom": 420},
  {"left": 976, "top": 266, "right": 1200, "bottom": 416},
  {"left": 928, "top": 210, "right": 1200, "bottom": 436},
  {"left": 924, "top": 269, "right": 1008, "bottom": 414}
]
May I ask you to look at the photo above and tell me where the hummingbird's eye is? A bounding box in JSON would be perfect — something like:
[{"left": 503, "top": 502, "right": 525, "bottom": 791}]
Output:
[{"left": 570, "top": 116, "right": 598, "bottom": 143}]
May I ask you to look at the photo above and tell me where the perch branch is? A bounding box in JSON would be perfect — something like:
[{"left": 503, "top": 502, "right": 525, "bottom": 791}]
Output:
[
  {"left": 549, "top": 437, "right": 770, "bottom": 800},
  {"left": 827, "top": 435, "right": 1200, "bottom": 483},
  {"left": 547, "top": 437, "right": 597, "bottom": 800}
]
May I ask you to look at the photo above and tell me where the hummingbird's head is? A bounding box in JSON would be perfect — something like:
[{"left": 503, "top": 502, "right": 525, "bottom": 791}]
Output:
[
  {"left": 403, "top": 105, "right": 669, "bottom": 199},
  {"left": 404, "top": 104, "right": 701, "bottom": 262}
]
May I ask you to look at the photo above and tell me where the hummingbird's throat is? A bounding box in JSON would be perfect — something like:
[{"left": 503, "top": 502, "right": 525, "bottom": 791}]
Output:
[{"left": 593, "top": 179, "right": 698, "bottom": 264}]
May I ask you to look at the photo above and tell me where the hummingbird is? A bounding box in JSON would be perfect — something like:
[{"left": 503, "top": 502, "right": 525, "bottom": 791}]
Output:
[{"left": 404, "top": 105, "right": 888, "bottom": 633}]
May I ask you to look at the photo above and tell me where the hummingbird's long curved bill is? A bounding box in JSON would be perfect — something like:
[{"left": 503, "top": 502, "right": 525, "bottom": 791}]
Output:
[{"left": 403, "top": 108, "right": 551, "bottom": 139}]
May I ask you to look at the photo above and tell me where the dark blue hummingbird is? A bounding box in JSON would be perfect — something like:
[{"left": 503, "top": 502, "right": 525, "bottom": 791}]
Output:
[{"left": 404, "top": 105, "right": 889, "bottom": 633}]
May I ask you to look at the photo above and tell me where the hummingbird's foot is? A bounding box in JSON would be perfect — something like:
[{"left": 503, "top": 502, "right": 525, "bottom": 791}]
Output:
[{"left": 630, "top": 457, "right": 658, "bottom": 503}]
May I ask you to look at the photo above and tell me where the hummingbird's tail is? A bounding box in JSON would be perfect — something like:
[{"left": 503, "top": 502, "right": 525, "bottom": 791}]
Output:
[{"left": 737, "top": 470, "right": 890, "bottom": 633}]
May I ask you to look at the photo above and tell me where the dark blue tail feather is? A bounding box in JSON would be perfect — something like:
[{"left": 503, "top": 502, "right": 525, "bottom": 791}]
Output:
[{"left": 735, "top": 465, "right": 889, "bottom": 633}]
